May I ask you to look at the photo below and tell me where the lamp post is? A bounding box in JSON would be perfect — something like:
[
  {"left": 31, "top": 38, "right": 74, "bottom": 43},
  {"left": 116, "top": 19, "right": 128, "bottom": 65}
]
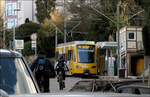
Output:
[
  {"left": 55, "top": 27, "right": 58, "bottom": 48},
  {"left": 13, "top": 8, "right": 20, "bottom": 50},
  {"left": 117, "top": 3, "right": 122, "bottom": 76},
  {"left": 64, "top": 0, "right": 67, "bottom": 43}
]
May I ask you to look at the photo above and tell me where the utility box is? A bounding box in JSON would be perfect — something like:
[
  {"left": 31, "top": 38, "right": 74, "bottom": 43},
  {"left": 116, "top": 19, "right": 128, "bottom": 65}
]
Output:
[{"left": 120, "top": 26, "right": 144, "bottom": 76}]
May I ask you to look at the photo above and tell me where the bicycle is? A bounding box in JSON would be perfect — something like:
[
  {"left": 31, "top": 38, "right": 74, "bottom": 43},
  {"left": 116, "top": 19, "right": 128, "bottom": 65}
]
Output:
[{"left": 57, "top": 71, "right": 65, "bottom": 90}]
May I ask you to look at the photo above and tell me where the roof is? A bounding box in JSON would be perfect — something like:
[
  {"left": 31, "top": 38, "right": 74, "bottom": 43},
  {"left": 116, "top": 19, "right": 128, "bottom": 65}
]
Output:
[
  {"left": 0, "top": 49, "right": 22, "bottom": 57},
  {"left": 57, "top": 41, "right": 95, "bottom": 47},
  {"left": 96, "top": 42, "right": 118, "bottom": 48},
  {"left": 8, "top": 92, "right": 146, "bottom": 97}
]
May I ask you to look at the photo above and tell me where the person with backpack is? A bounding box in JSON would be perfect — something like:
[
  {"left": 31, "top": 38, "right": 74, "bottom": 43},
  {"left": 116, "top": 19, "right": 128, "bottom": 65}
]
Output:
[
  {"left": 30, "top": 52, "right": 55, "bottom": 92},
  {"left": 55, "top": 55, "right": 69, "bottom": 90}
]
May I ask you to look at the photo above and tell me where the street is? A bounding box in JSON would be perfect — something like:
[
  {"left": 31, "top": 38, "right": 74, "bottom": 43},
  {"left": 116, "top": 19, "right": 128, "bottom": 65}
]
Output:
[
  {"left": 50, "top": 76, "right": 81, "bottom": 93},
  {"left": 49, "top": 76, "right": 149, "bottom": 94}
]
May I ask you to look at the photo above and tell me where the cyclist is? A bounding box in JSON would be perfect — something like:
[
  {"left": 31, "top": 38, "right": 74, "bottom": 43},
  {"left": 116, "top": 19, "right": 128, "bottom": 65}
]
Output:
[{"left": 55, "top": 55, "right": 69, "bottom": 89}]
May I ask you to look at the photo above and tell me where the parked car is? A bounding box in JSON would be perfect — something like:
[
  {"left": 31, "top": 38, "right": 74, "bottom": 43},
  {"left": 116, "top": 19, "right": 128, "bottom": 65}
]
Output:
[{"left": 0, "top": 49, "right": 40, "bottom": 96}]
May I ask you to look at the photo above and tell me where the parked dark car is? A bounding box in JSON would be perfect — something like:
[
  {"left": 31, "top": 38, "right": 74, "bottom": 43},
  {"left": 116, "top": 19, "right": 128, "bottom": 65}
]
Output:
[{"left": 0, "top": 49, "right": 40, "bottom": 96}]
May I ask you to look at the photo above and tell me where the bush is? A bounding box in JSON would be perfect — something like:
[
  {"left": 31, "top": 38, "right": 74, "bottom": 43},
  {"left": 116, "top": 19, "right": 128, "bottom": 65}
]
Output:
[
  {"left": 142, "top": 19, "right": 150, "bottom": 56},
  {"left": 22, "top": 41, "right": 34, "bottom": 56}
]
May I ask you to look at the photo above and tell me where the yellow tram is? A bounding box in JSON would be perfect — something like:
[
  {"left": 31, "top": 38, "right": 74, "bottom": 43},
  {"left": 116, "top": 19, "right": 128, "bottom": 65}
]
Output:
[{"left": 55, "top": 41, "right": 98, "bottom": 75}]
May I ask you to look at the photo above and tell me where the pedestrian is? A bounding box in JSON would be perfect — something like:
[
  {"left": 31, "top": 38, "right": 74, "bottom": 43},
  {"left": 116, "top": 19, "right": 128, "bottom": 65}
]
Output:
[{"left": 30, "top": 52, "right": 55, "bottom": 92}]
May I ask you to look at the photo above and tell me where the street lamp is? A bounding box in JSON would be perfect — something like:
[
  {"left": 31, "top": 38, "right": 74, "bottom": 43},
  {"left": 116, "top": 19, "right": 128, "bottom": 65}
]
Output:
[
  {"left": 64, "top": 0, "right": 67, "bottom": 43},
  {"left": 13, "top": 8, "right": 20, "bottom": 50}
]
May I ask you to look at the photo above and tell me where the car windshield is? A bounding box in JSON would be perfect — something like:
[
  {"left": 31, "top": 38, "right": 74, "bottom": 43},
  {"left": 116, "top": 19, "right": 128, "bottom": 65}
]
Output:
[
  {"left": 0, "top": 57, "right": 37, "bottom": 94},
  {"left": 77, "top": 45, "right": 95, "bottom": 63}
]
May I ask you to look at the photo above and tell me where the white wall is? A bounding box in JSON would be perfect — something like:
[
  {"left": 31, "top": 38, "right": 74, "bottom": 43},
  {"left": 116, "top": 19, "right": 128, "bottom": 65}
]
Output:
[
  {"left": 22, "top": 0, "right": 33, "bottom": 22},
  {"left": 18, "top": 0, "right": 38, "bottom": 25}
]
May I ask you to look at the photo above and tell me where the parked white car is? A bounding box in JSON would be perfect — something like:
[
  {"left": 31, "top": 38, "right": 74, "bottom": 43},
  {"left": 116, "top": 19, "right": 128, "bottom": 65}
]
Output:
[{"left": 0, "top": 49, "right": 40, "bottom": 96}]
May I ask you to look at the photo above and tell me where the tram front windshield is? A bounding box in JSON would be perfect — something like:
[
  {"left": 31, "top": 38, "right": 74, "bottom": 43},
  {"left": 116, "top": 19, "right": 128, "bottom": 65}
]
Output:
[{"left": 77, "top": 45, "right": 95, "bottom": 63}]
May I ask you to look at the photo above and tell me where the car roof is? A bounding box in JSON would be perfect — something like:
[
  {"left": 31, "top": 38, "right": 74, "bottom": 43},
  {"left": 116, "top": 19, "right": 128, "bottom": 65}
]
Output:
[
  {"left": 0, "top": 49, "right": 22, "bottom": 57},
  {"left": 8, "top": 92, "right": 150, "bottom": 97}
]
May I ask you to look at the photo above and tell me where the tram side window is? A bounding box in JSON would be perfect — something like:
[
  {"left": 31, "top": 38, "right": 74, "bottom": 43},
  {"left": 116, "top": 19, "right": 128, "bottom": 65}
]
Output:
[
  {"left": 68, "top": 50, "right": 72, "bottom": 61},
  {"left": 62, "top": 54, "right": 66, "bottom": 61},
  {"left": 65, "top": 54, "right": 67, "bottom": 61},
  {"left": 73, "top": 51, "right": 76, "bottom": 62}
]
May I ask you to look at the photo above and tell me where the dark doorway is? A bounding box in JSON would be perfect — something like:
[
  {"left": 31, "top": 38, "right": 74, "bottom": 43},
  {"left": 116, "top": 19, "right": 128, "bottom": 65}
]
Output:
[{"left": 131, "top": 55, "right": 144, "bottom": 76}]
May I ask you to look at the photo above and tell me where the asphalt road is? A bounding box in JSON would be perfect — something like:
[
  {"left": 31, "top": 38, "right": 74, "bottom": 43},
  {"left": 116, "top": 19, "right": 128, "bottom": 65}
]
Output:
[
  {"left": 50, "top": 77, "right": 81, "bottom": 93},
  {"left": 49, "top": 76, "right": 149, "bottom": 94}
]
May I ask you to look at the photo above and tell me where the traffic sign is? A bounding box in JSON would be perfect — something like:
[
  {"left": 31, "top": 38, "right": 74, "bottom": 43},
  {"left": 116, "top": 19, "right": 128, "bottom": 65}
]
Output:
[
  {"left": 15, "top": 40, "right": 24, "bottom": 49},
  {"left": 32, "top": 40, "right": 36, "bottom": 48},
  {"left": 30, "top": 33, "right": 37, "bottom": 40}
]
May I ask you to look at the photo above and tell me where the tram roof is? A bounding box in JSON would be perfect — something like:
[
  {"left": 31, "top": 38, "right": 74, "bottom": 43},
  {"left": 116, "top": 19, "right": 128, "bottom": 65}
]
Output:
[
  {"left": 96, "top": 42, "right": 118, "bottom": 48},
  {"left": 57, "top": 41, "right": 95, "bottom": 47}
]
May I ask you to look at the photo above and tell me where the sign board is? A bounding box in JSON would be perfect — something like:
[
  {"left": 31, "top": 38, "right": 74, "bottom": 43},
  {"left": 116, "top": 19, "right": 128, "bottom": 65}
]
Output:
[
  {"left": 15, "top": 40, "right": 24, "bottom": 49},
  {"left": 30, "top": 33, "right": 37, "bottom": 40},
  {"left": 32, "top": 40, "right": 36, "bottom": 48},
  {"left": 96, "top": 42, "right": 118, "bottom": 48}
]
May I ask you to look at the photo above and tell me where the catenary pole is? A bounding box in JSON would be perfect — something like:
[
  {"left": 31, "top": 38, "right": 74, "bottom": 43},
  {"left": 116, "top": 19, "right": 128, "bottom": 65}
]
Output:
[
  {"left": 117, "top": 3, "right": 122, "bottom": 76},
  {"left": 64, "top": 0, "right": 67, "bottom": 43}
]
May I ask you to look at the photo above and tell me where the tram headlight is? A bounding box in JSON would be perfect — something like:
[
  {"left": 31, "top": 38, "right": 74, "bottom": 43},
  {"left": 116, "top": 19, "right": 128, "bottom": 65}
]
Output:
[{"left": 76, "top": 65, "right": 82, "bottom": 68}]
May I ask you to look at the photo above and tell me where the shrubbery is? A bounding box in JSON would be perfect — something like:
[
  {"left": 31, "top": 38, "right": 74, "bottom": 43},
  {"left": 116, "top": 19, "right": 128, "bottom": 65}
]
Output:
[{"left": 22, "top": 41, "right": 34, "bottom": 56}]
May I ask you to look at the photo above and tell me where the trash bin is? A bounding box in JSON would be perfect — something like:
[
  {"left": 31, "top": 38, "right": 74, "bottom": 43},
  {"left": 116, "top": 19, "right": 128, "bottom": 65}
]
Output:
[{"left": 119, "top": 69, "right": 125, "bottom": 78}]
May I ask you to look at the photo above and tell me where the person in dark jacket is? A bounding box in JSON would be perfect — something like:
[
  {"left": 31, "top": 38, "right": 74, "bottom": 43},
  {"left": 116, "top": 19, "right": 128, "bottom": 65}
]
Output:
[
  {"left": 55, "top": 56, "right": 68, "bottom": 80},
  {"left": 30, "top": 52, "right": 55, "bottom": 92}
]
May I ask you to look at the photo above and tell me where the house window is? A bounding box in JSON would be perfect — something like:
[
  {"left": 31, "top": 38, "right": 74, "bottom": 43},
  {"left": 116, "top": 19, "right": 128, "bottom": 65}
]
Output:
[
  {"left": 128, "top": 32, "right": 136, "bottom": 40},
  {"left": 7, "top": 3, "right": 17, "bottom": 16},
  {"left": 7, "top": 18, "right": 17, "bottom": 29}
]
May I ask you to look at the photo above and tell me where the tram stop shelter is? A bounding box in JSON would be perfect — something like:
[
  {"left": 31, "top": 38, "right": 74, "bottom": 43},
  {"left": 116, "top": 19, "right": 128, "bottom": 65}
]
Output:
[{"left": 96, "top": 42, "right": 118, "bottom": 76}]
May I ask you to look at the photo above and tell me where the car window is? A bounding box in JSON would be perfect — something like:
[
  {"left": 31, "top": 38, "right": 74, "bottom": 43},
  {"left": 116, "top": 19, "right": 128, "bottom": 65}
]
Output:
[{"left": 0, "top": 57, "right": 37, "bottom": 94}]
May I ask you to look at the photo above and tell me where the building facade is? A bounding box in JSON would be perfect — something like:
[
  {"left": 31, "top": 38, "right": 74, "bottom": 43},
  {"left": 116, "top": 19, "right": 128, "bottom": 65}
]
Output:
[
  {"left": 120, "top": 26, "right": 144, "bottom": 76},
  {"left": 3, "top": 0, "right": 37, "bottom": 29},
  {"left": 0, "top": 0, "right": 4, "bottom": 17},
  {"left": 5, "top": 0, "right": 19, "bottom": 29}
]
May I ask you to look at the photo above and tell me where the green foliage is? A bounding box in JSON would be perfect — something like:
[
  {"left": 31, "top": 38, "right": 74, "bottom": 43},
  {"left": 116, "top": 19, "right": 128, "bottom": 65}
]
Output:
[
  {"left": 0, "top": 16, "right": 3, "bottom": 48},
  {"left": 36, "top": 0, "right": 56, "bottom": 23},
  {"left": 134, "top": 0, "right": 150, "bottom": 13},
  {"left": 88, "top": 16, "right": 110, "bottom": 42},
  {"left": 67, "top": 0, "right": 100, "bottom": 41},
  {"left": 142, "top": 19, "right": 150, "bottom": 56},
  {"left": 67, "top": 0, "right": 144, "bottom": 42},
  {"left": 87, "top": 0, "right": 120, "bottom": 41},
  {"left": 37, "top": 31, "right": 55, "bottom": 58},
  {"left": 16, "top": 20, "right": 56, "bottom": 57},
  {"left": 0, "top": 16, "right": 3, "bottom": 27},
  {"left": 0, "top": 16, "right": 12, "bottom": 49},
  {"left": 37, "top": 23, "right": 58, "bottom": 57},
  {"left": 22, "top": 41, "right": 34, "bottom": 56},
  {"left": 16, "top": 22, "right": 41, "bottom": 41},
  {"left": 134, "top": 0, "right": 150, "bottom": 56},
  {"left": 38, "top": 24, "right": 55, "bottom": 37}
]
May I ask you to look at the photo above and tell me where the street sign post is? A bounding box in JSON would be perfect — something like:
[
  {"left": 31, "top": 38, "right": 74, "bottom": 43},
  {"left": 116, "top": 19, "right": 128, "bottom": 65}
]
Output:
[
  {"left": 30, "top": 33, "right": 37, "bottom": 57},
  {"left": 32, "top": 40, "right": 36, "bottom": 48}
]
